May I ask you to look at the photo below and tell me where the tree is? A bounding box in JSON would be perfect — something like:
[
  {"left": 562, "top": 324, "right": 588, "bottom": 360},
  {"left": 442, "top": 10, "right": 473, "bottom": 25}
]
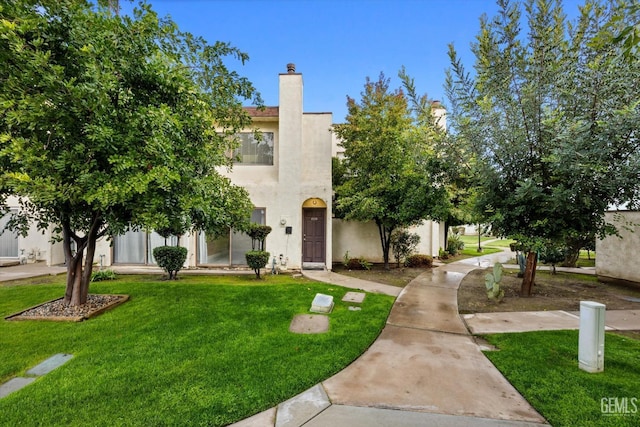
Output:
[
  {"left": 390, "top": 229, "right": 420, "bottom": 268},
  {"left": 446, "top": 0, "right": 640, "bottom": 295},
  {"left": 0, "top": 1, "right": 259, "bottom": 305},
  {"left": 332, "top": 73, "right": 449, "bottom": 270},
  {"left": 245, "top": 224, "right": 272, "bottom": 279}
]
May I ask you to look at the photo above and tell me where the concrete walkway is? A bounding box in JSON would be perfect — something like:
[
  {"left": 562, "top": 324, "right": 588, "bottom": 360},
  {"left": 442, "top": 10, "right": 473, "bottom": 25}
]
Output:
[{"left": 233, "top": 250, "right": 551, "bottom": 427}]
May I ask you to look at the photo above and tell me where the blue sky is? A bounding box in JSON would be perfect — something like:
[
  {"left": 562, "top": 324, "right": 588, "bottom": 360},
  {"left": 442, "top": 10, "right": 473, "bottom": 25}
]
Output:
[{"left": 120, "top": 0, "right": 583, "bottom": 123}]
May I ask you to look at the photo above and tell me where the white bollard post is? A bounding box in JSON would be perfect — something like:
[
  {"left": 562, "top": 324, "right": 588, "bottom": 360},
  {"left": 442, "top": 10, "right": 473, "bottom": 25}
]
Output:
[{"left": 578, "top": 301, "right": 606, "bottom": 373}]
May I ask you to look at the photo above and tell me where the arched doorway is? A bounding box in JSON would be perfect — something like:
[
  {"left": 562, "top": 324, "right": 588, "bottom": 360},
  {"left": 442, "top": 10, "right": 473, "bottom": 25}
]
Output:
[{"left": 302, "top": 198, "right": 326, "bottom": 266}]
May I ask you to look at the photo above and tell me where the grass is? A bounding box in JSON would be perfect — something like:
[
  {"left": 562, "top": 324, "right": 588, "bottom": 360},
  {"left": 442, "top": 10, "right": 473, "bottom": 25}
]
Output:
[
  {"left": 459, "top": 235, "right": 496, "bottom": 246},
  {"left": 0, "top": 274, "right": 394, "bottom": 426},
  {"left": 460, "top": 247, "right": 502, "bottom": 257},
  {"left": 484, "top": 331, "right": 640, "bottom": 427}
]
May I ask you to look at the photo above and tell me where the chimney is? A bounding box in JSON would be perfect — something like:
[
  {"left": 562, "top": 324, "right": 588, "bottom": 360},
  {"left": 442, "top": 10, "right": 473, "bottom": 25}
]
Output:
[{"left": 287, "top": 63, "right": 296, "bottom": 73}]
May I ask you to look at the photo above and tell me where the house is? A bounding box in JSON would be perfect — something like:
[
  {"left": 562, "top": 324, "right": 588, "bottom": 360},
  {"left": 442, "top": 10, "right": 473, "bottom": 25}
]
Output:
[
  {"left": 1, "top": 64, "right": 334, "bottom": 271},
  {"left": 1, "top": 64, "right": 445, "bottom": 270},
  {"left": 596, "top": 209, "right": 640, "bottom": 285}
]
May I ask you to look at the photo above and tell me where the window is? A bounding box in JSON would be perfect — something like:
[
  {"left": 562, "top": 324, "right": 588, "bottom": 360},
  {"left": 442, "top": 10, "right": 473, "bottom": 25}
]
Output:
[
  {"left": 0, "top": 210, "right": 18, "bottom": 258},
  {"left": 234, "top": 132, "right": 274, "bottom": 165},
  {"left": 198, "top": 208, "right": 266, "bottom": 265},
  {"left": 113, "top": 230, "right": 178, "bottom": 264}
]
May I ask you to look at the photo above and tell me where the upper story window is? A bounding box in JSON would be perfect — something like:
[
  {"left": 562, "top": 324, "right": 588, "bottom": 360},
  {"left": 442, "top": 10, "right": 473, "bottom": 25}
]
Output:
[{"left": 234, "top": 132, "right": 274, "bottom": 165}]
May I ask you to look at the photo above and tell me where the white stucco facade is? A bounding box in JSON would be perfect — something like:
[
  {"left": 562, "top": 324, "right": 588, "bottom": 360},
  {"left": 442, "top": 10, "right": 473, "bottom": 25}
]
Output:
[
  {"left": 1, "top": 65, "right": 448, "bottom": 271},
  {"left": 1, "top": 65, "right": 333, "bottom": 270},
  {"left": 596, "top": 210, "right": 640, "bottom": 284},
  {"left": 332, "top": 219, "right": 444, "bottom": 264},
  {"left": 205, "top": 66, "right": 333, "bottom": 270}
]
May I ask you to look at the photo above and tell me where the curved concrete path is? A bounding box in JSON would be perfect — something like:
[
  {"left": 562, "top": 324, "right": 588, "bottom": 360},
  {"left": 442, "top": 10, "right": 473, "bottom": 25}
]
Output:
[{"left": 232, "top": 250, "right": 549, "bottom": 427}]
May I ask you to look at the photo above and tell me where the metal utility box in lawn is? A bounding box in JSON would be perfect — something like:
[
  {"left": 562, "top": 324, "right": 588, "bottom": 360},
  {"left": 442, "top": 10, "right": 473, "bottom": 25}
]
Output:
[{"left": 578, "top": 301, "right": 606, "bottom": 373}]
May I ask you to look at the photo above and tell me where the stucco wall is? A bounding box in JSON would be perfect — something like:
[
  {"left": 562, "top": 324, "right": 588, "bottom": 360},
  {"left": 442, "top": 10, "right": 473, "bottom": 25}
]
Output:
[
  {"left": 332, "top": 219, "right": 443, "bottom": 265},
  {"left": 199, "top": 70, "right": 333, "bottom": 270},
  {"left": 596, "top": 211, "right": 640, "bottom": 284}
]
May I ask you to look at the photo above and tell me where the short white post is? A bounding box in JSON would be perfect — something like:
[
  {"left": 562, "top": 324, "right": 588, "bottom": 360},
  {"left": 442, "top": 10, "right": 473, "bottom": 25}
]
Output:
[{"left": 578, "top": 301, "right": 606, "bottom": 373}]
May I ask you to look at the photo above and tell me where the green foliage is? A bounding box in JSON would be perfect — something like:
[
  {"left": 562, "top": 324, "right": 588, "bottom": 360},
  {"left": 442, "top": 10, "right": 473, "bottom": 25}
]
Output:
[
  {"left": 405, "top": 254, "right": 433, "bottom": 268},
  {"left": 446, "top": 0, "right": 640, "bottom": 268},
  {"left": 90, "top": 269, "right": 117, "bottom": 282},
  {"left": 484, "top": 262, "right": 504, "bottom": 302},
  {"left": 342, "top": 250, "right": 351, "bottom": 268},
  {"left": 446, "top": 232, "right": 464, "bottom": 256},
  {"left": 0, "top": 275, "right": 394, "bottom": 426},
  {"left": 438, "top": 247, "right": 449, "bottom": 260},
  {"left": 0, "top": 0, "right": 258, "bottom": 304},
  {"left": 345, "top": 257, "right": 372, "bottom": 271},
  {"left": 332, "top": 72, "right": 450, "bottom": 269},
  {"left": 245, "top": 250, "right": 270, "bottom": 279},
  {"left": 539, "top": 241, "right": 567, "bottom": 274},
  {"left": 152, "top": 246, "right": 188, "bottom": 280},
  {"left": 390, "top": 229, "right": 420, "bottom": 268},
  {"left": 247, "top": 224, "right": 272, "bottom": 251}
]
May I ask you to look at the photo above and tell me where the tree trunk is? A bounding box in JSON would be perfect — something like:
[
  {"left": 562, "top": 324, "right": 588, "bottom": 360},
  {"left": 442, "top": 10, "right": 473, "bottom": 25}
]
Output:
[
  {"left": 376, "top": 221, "right": 394, "bottom": 270},
  {"left": 561, "top": 244, "right": 581, "bottom": 267},
  {"left": 521, "top": 251, "right": 537, "bottom": 297},
  {"left": 61, "top": 213, "right": 103, "bottom": 307}
]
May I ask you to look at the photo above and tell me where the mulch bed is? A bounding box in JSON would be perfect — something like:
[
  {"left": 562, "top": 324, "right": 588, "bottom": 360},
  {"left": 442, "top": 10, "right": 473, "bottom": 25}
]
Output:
[{"left": 5, "top": 294, "right": 129, "bottom": 322}]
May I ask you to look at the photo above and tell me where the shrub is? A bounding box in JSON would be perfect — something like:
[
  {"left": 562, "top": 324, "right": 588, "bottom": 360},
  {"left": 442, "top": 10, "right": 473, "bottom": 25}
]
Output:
[
  {"left": 405, "top": 254, "right": 433, "bottom": 268},
  {"left": 447, "top": 233, "right": 464, "bottom": 256},
  {"left": 539, "top": 242, "right": 566, "bottom": 274},
  {"left": 390, "top": 229, "right": 420, "bottom": 268},
  {"left": 153, "top": 246, "right": 188, "bottom": 280},
  {"left": 246, "top": 250, "right": 270, "bottom": 279},
  {"left": 247, "top": 224, "right": 272, "bottom": 251},
  {"left": 346, "top": 257, "right": 371, "bottom": 270},
  {"left": 91, "top": 269, "right": 117, "bottom": 282},
  {"left": 438, "top": 247, "right": 449, "bottom": 260}
]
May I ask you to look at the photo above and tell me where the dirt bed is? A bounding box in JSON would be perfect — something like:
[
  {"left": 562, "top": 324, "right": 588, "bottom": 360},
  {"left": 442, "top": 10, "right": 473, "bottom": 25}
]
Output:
[{"left": 458, "top": 268, "right": 640, "bottom": 313}]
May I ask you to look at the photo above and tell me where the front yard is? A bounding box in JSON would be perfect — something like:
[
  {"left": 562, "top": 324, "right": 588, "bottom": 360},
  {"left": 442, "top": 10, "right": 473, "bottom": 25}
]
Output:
[{"left": 0, "top": 274, "right": 393, "bottom": 426}]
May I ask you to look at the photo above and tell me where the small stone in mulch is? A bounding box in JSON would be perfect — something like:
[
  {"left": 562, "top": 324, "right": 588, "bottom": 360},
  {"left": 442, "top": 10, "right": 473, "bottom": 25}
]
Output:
[{"left": 289, "top": 314, "right": 329, "bottom": 334}]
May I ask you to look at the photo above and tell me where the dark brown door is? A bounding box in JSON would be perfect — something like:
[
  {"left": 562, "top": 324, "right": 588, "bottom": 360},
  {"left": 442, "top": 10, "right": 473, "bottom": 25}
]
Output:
[{"left": 303, "top": 208, "right": 326, "bottom": 263}]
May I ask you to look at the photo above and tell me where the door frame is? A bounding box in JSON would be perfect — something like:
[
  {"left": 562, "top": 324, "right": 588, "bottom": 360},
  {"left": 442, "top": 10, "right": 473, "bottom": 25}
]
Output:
[{"left": 302, "top": 198, "right": 327, "bottom": 265}]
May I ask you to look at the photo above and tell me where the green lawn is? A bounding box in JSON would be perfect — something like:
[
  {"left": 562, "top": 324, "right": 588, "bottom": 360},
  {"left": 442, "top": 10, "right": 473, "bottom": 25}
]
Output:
[
  {"left": 0, "top": 274, "right": 394, "bottom": 426},
  {"left": 484, "top": 331, "right": 640, "bottom": 427},
  {"left": 459, "top": 235, "right": 496, "bottom": 246}
]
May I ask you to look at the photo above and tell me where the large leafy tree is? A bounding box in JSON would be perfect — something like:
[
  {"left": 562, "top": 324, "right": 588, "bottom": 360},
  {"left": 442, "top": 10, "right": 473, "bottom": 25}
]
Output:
[
  {"left": 332, "top": 73, "right": 449, "bottom": 270},
  {"left": 0, "top": 0, "right": 259, "bottom": 305},
  {"left": 446, "top": 0, "right": 640, "bottom": 295}
]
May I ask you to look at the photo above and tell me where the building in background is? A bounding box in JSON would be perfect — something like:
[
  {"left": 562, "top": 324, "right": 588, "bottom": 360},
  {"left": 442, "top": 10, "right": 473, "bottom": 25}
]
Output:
[{"left": 1, "top": 64, "right": 447, "bottom": 270}]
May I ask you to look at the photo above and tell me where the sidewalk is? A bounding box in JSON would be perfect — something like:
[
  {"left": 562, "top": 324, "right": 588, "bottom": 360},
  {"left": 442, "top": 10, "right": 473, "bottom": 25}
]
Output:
[{"left": 233, "top": 250, "right": 550, "bottom": 427}]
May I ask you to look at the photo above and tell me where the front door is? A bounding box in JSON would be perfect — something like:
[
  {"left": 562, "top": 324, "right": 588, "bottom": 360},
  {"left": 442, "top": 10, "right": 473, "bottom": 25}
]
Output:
[{"left": 303, "top": 208, "right": 325, "bottom": 263}]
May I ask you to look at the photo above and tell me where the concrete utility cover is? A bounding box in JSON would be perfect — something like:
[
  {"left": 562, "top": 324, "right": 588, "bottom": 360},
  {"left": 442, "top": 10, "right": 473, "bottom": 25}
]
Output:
[
  {"left": 26, "top": 353, "right": 74, "bottom": 376},
  {"left": 0, "top": 377, "right": 35, "bottom": 399},
  {"left": 342, "top": 292, "right": 366, "bottom": 303},
  {"left": 289, "top": 314, "right": 329, "bottom": 334},
  {"left": 310, "top": 293, "right": 334, "bottom": 313}
]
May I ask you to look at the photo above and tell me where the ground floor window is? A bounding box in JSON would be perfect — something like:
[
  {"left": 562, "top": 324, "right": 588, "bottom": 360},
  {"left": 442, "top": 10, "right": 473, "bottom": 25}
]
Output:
[
  {"left": 0, "top": 210, "right": 18, "bottom": 258},
  {"left": 113, "top": 230, "right": 178, "bottom": 264},
  {"left": 197, "top": 208, "right": 266, "bottom": 266}
]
